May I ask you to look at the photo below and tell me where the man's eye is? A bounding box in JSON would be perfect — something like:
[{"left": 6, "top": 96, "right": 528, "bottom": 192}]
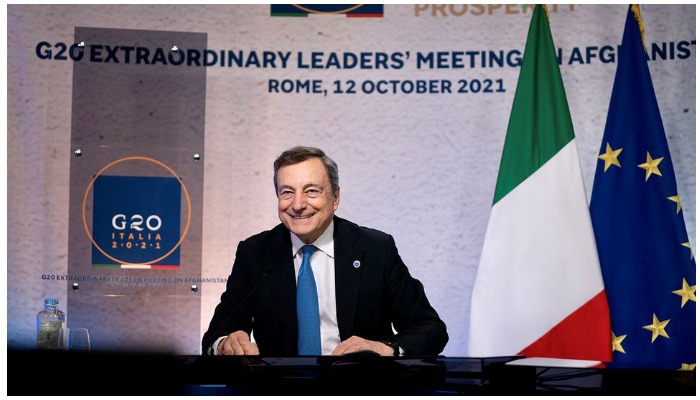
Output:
[
  {"left": 306, "top": 189, "right": 321, "bottom": 198},
  {"left": 279, "top": 191, "right": 293, "bottom": 199}
]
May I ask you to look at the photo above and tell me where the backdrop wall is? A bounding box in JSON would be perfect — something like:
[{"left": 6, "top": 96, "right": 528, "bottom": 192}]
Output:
[{"left": 7, "top": 4, "right": 695, "bottom": 356}]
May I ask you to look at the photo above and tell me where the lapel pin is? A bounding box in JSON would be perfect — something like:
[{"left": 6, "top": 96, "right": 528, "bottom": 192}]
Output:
[{"left": 352, "top": 260, "right": 361, "bottom": 269}]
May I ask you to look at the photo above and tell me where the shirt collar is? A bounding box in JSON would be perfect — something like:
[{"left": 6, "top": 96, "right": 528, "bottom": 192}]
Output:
[{"left": 291, "top": 220, "right": 335, "bottom": 259}]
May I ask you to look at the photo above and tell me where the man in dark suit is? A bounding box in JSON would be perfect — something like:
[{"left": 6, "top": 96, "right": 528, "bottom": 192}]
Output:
[{"left": 202, "top": 146, "right": 448, "bottom": 356}]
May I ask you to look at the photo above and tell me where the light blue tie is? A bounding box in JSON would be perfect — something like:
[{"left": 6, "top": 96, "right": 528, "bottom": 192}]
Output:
[{"left": 297, "top": 244, "right": 321, "bottom": 355}]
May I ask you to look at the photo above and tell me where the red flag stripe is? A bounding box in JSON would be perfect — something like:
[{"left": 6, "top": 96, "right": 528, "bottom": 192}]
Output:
[{"left": 520, "top": 290, "right": 612, "bottom": 362}]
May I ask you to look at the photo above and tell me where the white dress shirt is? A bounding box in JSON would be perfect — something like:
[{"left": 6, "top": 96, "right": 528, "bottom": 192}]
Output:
[{"left": 291, "top": 221, "right": 340, "bottom": 355}]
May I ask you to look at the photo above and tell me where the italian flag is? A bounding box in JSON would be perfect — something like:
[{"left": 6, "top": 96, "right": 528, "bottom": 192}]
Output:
[{"left": 467, "top": 6, "right": 612, "bottom": 362}]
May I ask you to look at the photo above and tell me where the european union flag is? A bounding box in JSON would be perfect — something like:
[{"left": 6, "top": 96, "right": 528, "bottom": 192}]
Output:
[{"left": 590, "top": 5, "right": 696, "bottom": 370}]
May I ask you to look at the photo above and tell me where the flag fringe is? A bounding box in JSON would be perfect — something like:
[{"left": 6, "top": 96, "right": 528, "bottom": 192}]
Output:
[{"left": 631, "top": 5, "right": 647, "bottom": 53}]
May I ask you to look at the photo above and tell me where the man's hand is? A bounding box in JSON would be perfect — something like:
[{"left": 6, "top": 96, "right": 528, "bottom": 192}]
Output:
[
  {"left": 330, "top": 335, "right": 395, "bottom": 356},
  {"left": 217, "top": 330, "right": 260, "bottom": 355}
]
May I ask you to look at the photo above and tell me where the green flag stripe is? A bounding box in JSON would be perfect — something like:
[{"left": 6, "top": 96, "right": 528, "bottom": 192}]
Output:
[{"left": 493, "top": 5, "right": 575, "bottom": 205}]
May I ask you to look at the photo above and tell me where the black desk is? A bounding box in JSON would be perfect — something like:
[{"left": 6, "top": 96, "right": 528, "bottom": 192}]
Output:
[{"left": 7, "top": 349, "right": 695, "bottom": 395}]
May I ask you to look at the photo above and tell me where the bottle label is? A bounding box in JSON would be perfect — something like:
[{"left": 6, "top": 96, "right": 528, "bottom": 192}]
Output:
[{"left": 37, "top": 321, "right": 64, "bottom": 350}]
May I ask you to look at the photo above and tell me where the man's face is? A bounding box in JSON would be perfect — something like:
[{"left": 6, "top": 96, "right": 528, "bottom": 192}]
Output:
[{"left": 276, "top": 157, "right": 339, "bottom": 244}]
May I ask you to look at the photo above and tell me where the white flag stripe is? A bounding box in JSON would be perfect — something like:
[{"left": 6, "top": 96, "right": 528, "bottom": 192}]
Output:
[
  {"left": 122, "top": 264, "right": 152, "bottom": 269},
  {"left": 469, "top": 141, "right": 605, "bottom": 356}
]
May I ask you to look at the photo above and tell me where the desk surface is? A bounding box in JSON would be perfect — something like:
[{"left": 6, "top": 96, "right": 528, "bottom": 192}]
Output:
[{"left": 8, "top": 349, "right": 695, "bottom": 395}]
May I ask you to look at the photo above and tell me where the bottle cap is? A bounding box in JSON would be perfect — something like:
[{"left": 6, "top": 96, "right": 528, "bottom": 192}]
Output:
[{"left": 44, "top": 298, "right": 59, "bottom": 306}]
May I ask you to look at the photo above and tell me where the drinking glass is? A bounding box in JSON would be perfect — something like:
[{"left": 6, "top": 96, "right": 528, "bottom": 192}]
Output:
[{"left": 58, "top": 327, "right": 91, "bottom": 351}]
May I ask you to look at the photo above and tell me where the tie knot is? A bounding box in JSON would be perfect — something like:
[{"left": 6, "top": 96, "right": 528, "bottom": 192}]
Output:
[{"left": 301, "top": 244, "right": 316, "bottom": 258}]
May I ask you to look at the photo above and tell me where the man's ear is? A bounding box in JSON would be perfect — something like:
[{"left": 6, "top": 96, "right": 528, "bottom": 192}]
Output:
[{"left": 333, "top": 187, "right": 340, "bottom": 210}]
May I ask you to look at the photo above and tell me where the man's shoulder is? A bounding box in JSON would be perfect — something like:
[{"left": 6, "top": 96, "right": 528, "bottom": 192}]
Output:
[
  {"left": 335, "top": 216, "right": 392, "bottom": 242},
  {"left": 241, "top": 223, "right": 289, "bottom": 247}
]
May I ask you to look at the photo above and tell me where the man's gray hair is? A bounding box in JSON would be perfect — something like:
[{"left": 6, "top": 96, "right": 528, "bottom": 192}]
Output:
[{"left": 273, "top": 146, "right": 339, "bottom": 197}]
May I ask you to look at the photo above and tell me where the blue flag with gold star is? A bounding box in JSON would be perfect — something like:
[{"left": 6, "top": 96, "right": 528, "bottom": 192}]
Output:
[{"left": 590, "top": 5, "right": 696, "bottom": 370}]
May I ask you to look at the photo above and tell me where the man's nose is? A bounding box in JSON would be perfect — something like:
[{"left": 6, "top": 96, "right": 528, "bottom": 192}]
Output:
[{"left": 291, "top": 193, "right": 307, "bottom": 210}]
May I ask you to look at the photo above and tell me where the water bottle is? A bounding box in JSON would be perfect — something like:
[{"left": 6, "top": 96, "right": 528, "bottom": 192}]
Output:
[{"left": 37, "top": 298, "right": 66, "bottom": 350}]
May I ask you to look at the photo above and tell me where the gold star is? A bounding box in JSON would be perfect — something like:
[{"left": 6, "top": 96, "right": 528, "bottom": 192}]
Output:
[
  {"left": 598, "top": 143, "right": 623, "bottom": 172},
  {"left": 667, "top": 195, "right": 682, "bottom": 214},
  {"left": 637, "top": 152, "right": 663, "bottom": 181},
  {"left": 672, "top": 278, "right": 696, "bottom": 308},
  {"left": 679, "top": 363, "right": 696, "bottom": 371},
  {"left": 643, "top": 313, "right": 670, "bottom": 342},
  {"left": 682, "top": 242, "right": 694, "bottom": 260},
  {"left": 611, "top": 331, "right": 627, "bottom": 353}
]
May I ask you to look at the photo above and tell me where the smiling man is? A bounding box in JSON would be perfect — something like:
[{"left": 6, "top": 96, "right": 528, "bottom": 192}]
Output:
[{"left": 203, "top": 146, "right": 448, "bottom": 357}]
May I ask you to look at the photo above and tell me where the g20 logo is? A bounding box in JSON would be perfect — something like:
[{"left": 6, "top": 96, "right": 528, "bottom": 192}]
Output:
[
  {"left": 82, "top": 157, "right": 191, "bottom": 266},
  {"left": 109, "top": 213, "right": 165, "bottom": 251},
  {"left": 112, "top": 214, "right": 163, "bottom": 231}
]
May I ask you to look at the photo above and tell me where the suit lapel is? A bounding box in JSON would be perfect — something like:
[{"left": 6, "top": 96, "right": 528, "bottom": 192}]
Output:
[{"left": 333, "top": 217, "right": 363, "bottom": 340}]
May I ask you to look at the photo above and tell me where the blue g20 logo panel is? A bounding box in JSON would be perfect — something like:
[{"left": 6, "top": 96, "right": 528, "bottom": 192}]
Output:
[{"left": 91, "top": 175, "right": 181, "bottom": 268}]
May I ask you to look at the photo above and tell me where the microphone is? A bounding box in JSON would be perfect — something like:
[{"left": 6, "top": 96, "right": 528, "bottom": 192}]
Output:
[{"left": 204, "top": 266, "right": 272, "bottom": 354}]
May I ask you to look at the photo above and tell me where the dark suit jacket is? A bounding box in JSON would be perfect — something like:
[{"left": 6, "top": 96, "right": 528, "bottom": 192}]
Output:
[{"left": 202, "top": 216, "right": 448, "bottom": 356}]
